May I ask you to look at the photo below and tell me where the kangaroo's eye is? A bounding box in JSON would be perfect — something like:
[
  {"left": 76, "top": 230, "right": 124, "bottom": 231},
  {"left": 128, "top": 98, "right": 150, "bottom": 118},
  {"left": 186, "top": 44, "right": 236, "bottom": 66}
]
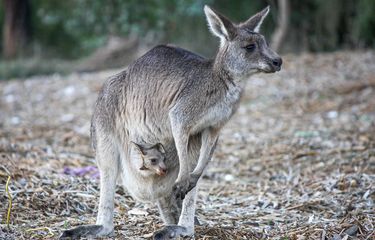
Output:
[
  {"left": 150, "top": 159, "right": 157, "bottom": 164},
  {"left": 244, "top": 44, "right": 256, "bottom": 52}
]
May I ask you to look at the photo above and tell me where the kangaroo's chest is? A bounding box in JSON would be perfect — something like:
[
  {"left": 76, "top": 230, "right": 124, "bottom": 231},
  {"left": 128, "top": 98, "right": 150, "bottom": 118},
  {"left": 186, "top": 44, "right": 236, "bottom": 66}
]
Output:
[{"left": 192, "top": 85, "right": 242, "bottom": 133}]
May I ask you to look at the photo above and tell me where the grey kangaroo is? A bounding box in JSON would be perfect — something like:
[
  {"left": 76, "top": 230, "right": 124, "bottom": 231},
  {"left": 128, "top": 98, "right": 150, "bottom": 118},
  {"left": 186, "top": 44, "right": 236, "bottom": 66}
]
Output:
[{"left": 60, "top": 5, "right": 281, "bottom": 240}]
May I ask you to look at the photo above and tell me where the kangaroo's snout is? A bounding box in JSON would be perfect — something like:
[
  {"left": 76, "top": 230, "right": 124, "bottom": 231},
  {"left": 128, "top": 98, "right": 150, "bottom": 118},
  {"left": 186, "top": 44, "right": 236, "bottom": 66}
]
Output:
[
  {"left": 272, "top": 57, "right": 282, "bottom": 71},
  {"left": 157, "top": 167, "right": 167, "bottom": 176}
]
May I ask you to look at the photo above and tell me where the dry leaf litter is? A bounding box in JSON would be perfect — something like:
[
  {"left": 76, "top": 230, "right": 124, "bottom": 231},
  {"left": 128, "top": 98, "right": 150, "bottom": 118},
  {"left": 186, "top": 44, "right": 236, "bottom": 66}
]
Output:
[{"left": 0, "top": 51, "right": 374, "bottom": 239}]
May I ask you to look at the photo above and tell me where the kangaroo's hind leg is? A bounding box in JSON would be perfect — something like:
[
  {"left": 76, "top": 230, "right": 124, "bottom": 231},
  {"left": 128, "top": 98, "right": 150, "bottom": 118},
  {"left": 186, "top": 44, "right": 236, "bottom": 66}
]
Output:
[
  {"left": 60, "top": 134, "right": 120, "bottom": 239},
  {"left": 157, "top": 192, "right": 182, "bottom": 225},
  {"left": 153, "top": 134, "right": 202, "bottom": 240},
  {"left": 153, "top": 187, "right": 198, "bottom": 240}
]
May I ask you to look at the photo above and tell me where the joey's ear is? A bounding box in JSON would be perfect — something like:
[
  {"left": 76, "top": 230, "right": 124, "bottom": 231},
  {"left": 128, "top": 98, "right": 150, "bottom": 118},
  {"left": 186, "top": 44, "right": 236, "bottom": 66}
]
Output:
[
  {"left": 204, "top": 5, "right": 236, "bottom": 43},
  {"left": 155, "top": 143, "right": 166, "bottom": 154},
  {"left": 240, "top": 6, "right": 270, "bottom": 33},
  {"left": 130, "top": 141, "right": 144, "bottom": 155}
]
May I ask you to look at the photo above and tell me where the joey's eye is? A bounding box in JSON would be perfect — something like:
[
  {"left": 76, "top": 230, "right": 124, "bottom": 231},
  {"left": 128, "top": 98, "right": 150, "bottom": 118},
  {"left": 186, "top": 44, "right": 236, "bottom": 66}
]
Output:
[
  {"left": 150, "top": 159, "right": 157, "bottom": 164},
  {"left": 244, "top": 44, "right": 256, "bottom": 52}
]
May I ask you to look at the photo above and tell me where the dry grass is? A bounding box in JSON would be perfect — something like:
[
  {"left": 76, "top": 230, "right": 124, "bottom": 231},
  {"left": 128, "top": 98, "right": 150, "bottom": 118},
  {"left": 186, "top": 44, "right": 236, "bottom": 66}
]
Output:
[{"left": 0, "top": 51, "right": 375, "bottom": 239}]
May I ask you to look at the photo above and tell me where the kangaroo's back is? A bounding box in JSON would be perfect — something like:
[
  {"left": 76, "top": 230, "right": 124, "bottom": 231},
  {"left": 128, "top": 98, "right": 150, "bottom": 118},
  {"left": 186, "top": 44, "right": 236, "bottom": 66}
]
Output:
[
  {"left": 91, "top": 45, "right": 213, "bottom": 145},
  {"left": 128, "top": 45, "right": 212, "bottom": 87}
]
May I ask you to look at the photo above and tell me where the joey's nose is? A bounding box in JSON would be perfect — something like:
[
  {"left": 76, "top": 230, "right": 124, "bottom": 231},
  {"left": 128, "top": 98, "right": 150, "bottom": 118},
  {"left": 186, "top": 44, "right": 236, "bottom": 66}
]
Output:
[
  {"left": 157, "top": 168, "right": 167, "bottom": 176},
  {"left": 272, "top": 57, "right": 282, "bottom": 69}
]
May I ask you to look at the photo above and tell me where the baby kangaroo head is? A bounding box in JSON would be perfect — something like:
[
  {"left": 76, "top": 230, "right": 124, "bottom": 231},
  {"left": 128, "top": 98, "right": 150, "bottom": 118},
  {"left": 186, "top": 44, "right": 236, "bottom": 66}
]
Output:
[
  {"left": 132, "top": 142, "right": 167, "bottom": 177},
  {"left": 204, "top": 5, "right": 282, "bottom": 79}
]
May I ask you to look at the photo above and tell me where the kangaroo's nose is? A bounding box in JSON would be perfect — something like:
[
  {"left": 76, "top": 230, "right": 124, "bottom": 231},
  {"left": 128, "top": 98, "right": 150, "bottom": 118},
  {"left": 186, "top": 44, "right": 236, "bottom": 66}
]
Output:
[
  {"left": 272, "top": 57, "right": 282, "bottom": 68},
  {"left": 157, "top": 167, "right": 167, "bottom": 176}
]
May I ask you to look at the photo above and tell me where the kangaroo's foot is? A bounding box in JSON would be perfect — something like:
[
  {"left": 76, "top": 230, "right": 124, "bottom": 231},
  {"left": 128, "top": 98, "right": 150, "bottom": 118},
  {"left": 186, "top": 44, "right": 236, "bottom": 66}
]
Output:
[
  {"left": 153, "top": 225, "right": 189, "bottom": 240},
  {"left": 59, "top": 224, "right": 113, "bottom": 239}
]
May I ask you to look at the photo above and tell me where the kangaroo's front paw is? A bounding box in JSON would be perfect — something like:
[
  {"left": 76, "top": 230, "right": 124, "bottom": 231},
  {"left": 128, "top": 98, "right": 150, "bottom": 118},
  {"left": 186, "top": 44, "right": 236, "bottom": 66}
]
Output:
[
  {"left": 153, "top": 225, "right": 188, "bottom": 240},
  {"left": 172, "top": 179, "right": 190, "bottom": 201},
  {"left": 59, "top": 224, "right": 113, "bottom": 239},
  {"left": 187, "top": 173, "right": 200, "bottom": 192}
]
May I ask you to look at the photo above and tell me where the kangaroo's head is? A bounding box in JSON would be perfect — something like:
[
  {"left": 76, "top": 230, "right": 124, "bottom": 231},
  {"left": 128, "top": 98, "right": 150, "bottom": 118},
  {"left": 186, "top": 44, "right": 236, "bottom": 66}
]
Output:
[
  {"left": 131, "top": 142, "right": 167, "bottom": 177},
  {"left": 205, "top": 5, "right": 282, "bottom": 80}
]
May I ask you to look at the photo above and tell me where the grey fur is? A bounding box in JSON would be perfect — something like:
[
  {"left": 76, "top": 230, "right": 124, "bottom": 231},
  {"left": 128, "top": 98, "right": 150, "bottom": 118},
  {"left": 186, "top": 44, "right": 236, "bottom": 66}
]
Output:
[{"left": 60, "top": 5, "right": 281, "bottom": 240}]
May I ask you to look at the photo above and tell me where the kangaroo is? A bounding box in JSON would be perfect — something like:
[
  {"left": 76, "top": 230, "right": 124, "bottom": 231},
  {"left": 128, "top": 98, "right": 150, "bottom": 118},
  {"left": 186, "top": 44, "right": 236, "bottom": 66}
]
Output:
[
  {"left": 60, "top": 5, "right": 281, "bottom": 240},
  {"left": 131, "top": 141, "right": 168, "bottom": 177}
]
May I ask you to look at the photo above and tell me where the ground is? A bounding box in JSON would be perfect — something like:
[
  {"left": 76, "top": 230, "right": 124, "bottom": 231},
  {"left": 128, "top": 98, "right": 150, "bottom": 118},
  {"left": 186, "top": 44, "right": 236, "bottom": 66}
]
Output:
[{"left": 0, "top": 51, "right": 374, "bottom": 239}]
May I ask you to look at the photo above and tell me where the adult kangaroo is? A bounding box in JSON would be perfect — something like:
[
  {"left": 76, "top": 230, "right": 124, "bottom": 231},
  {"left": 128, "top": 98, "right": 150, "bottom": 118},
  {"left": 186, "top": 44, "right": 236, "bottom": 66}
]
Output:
[{"left": 60, "top": 5, "right": 281, "bottom": 240}]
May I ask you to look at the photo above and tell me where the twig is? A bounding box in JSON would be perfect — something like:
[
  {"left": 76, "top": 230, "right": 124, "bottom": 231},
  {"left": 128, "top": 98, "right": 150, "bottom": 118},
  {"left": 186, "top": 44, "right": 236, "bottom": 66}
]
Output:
[
  {"left": 364, "top": 231, "right": 374, "bottom": 240},
  {"left": 26, "top": 227, "right": 55, "bottom": 238},
  {"left": 6, "top": 175, "right": 12, "bottom": 228},
  {"left": 321, "top": 229, "right": 326, "bottom": 240}
]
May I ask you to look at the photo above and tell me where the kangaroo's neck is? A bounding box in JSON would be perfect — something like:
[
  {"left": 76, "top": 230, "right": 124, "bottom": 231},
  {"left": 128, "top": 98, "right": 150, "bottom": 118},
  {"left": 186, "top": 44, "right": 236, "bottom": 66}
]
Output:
[{"left": 211, "top": 51, "right": 244, "bottom": 91}]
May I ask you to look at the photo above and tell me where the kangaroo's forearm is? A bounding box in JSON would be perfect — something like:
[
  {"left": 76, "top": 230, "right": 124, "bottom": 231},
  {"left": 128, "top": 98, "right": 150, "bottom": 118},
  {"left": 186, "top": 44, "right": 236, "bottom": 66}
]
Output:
[
  {"left": 170, "top": 123, "right": 190, "bottom": 182},
  {"left": 192, "top": 128, "right": 219, "bottom": 176}
]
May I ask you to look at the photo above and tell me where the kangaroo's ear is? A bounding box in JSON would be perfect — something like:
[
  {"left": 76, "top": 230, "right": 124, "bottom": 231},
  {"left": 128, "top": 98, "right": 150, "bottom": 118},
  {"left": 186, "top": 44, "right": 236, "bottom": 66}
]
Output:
[
  {"left": 130, "top": 141, "right": 145, "bottom": 155},
  {"left": 155, "top": 143, "right": 166, "bottom": 154},
  {"left": 240, "top": 6, "right": 270, "bottom": 33},
  {"left": 204, "top": 5, "right": 236, "bottom": 43}
]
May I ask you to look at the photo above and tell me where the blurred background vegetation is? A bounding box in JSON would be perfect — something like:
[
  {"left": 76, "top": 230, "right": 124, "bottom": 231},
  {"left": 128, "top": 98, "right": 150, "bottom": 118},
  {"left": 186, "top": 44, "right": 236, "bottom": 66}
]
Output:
[{"left": 1, "top": 0, "right": 375, "bottom": 79}]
